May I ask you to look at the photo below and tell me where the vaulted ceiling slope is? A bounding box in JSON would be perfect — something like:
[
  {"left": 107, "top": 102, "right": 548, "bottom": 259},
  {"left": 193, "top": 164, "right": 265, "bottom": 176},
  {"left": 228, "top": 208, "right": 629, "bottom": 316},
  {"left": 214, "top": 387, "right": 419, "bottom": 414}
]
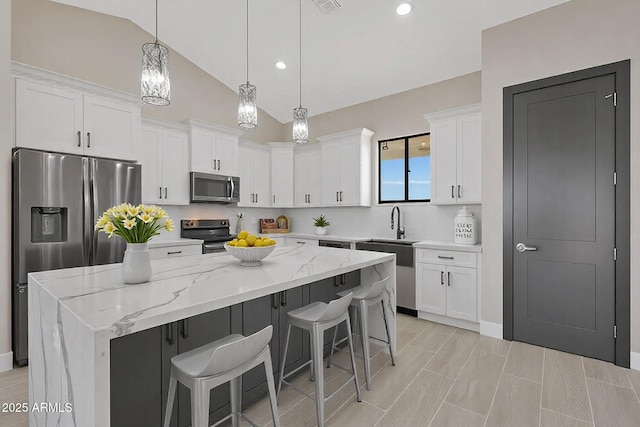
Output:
[{"left": 52, "top": 0, "right": 569, "bottom": 123}]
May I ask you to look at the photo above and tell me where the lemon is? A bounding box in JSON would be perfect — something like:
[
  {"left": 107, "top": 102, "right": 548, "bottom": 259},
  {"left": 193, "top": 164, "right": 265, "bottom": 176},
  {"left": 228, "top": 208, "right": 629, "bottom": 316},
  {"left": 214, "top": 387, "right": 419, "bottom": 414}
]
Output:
[
  {"left": 254, "top": 239, "right": 264, "bottom": 247},
  {"left": 227, "top": 241, "right": 236, "bottom": 247},
  {"left": 246, "top": 235, "right": 257, "bottom": 246},
  {"left": 236, "top": 239, "right": 248, "bottom": 247},
  {"left": 237, "top": 230, "right": 249, "bottom": 240}
]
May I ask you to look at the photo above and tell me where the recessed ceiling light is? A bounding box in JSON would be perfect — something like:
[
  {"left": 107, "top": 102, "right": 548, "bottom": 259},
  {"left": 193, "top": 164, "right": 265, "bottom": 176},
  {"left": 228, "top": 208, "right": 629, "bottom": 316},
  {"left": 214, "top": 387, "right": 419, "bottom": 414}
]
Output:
[
  {"left": 395, "top": 1, "right": 413, "bottom": 16},
  {"left": 275, "top": 61, "right": 287, "bottom": 70}
]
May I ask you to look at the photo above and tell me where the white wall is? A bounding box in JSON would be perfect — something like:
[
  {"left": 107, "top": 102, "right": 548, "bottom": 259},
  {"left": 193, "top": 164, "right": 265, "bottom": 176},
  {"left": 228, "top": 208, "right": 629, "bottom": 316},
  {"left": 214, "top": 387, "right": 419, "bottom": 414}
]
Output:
[
  {"left": 0, "top": 0, "right": 12, "bottom": 370},
  {"left": 481, "top": 0, "right": 640, "bottom": 357}
]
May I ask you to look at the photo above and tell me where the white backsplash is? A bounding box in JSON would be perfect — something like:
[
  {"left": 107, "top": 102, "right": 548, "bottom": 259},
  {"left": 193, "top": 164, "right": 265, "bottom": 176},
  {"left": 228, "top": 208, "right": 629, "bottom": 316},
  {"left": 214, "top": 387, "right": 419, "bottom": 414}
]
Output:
[{"left": 157, "top": 203, "right": 482, "bottom": 243}]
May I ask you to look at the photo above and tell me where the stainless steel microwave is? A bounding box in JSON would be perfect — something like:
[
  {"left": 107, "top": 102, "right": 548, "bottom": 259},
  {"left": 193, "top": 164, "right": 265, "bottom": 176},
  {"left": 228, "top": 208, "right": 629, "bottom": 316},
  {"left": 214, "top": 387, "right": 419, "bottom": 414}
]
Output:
[{"left": 190, "top": 172, "right": 240, "bottom": 204}]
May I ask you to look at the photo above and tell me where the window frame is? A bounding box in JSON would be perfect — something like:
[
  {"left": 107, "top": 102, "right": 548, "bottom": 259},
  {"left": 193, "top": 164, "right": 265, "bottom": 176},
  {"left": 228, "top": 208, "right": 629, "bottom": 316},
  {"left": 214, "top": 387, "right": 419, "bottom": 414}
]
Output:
[{"left": 378, "top": 132, "right": 431, "bottom": 204}]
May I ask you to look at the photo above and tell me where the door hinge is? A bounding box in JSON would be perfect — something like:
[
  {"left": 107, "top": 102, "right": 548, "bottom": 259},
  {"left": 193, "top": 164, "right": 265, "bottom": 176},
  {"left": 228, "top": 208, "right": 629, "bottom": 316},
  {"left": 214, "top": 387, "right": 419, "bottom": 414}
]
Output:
[
  {"left": 614, "top": 325, "right": 617, "bottom": 339},
  {"left": 613, "top": 172, "right": 617, "bottom": 185},
  {"left": 613, "top": 248, "right": 617, "bottom": 261},
  {"left": 605, "top": 92, "right": 617, "bottom": 107}
]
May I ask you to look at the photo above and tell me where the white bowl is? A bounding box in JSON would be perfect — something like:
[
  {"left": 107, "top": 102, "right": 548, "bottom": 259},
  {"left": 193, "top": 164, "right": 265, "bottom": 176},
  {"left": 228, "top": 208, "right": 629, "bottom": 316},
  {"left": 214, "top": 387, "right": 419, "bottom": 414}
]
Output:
[{"left": 224, "top": 243, "right": 276, "bottom": 266}]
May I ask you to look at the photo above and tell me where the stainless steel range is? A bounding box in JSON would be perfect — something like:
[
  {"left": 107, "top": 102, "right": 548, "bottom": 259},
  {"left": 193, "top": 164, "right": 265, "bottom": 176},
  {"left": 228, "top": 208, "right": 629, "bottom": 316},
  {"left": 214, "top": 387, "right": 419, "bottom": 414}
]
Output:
[{"left": 181, "top": 219, "right": 234, "bottom": 253}]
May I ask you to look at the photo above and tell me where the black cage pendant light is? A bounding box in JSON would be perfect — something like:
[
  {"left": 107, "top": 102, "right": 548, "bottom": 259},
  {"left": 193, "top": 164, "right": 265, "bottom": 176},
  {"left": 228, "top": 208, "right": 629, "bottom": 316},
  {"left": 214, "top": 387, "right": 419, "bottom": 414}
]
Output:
[
  {"left": 238, "top": 0, "right": 258, "bottom": 128},
  {"left": 141, "top": 0, "right": 171, "bottom": 106},
  {"left": 292, "top": 0, "right": 308, "bottom": 143}
]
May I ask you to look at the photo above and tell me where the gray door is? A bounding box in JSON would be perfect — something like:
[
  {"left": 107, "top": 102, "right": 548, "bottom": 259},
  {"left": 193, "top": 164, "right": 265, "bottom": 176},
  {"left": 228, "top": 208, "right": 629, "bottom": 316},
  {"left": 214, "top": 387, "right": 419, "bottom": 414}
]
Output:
[{"left": 512, "top": 74, "right": 616, "bottom": 361}]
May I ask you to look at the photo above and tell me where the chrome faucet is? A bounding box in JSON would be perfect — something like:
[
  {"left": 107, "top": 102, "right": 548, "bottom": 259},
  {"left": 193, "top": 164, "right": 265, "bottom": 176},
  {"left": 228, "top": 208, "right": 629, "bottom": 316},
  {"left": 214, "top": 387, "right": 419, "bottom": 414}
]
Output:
[{"left": 390, "top": 205, "right": 405, "bottom": 240}]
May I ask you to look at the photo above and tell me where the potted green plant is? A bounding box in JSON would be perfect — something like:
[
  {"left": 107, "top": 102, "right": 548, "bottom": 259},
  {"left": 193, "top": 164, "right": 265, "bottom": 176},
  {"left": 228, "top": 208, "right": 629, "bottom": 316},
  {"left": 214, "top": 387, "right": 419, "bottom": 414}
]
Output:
[{"left": 312, "top": 214, "right": 331, "bottom": 235}]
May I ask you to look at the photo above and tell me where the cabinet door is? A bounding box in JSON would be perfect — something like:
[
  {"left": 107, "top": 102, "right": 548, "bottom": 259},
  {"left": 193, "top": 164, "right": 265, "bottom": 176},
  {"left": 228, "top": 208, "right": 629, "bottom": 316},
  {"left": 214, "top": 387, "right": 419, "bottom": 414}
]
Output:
[
  {"left": 215, "top": 132, "right": 239, "bottom": 176},
  {"left": 15, "top": 78, "right": 84, "bottom": 154},
  {"left": 456, "top": 113, "right": 481, "bottom": 204},
  {"left": 252, "top": 149, "right": 271, "bottom": 207},
  {"left": 430, "top": 120, "right": 458, "bottom": 204},
  {"left": 190, "top": 129, "right": 215, "bottom": 173},
  {"left": 279, "top": 287, "right": 310, "bottom": 376},
  {"left": 162, "top": 129, "right": 190, "bottom": 205},
  {"left": 320, "top": 143, "right": 342, "bottom": 206},
  {"left": 308, "top": 277, "right": 342, "bottom": 354},
  {"left": 139, "top": 125, "right": 163, "bottom": 204},
  {"left": 237, "top": 145, "right": 253, "bottom": 207},
  {"left": 446, "top": 266, "right": 477, "bottom": 322},
  {"left": 416, "top": 263, "right": 446, "bottom": 315},
  {"left": 83, "top": 94, "right": 139, "bottom": 160},
  {"left": 339, "top": 141, "right": 361, "bottom": 205},
  {"left": 271, "top": 148, "right": 294, "bottom": 207},
  {"left": 240, "top": 295, "right": 280, "bottom": 408},
  {"left": 177, "top": 308, "right": 233, "bottom": 427},
  {"left": 111, "top": 326, "right": 164, "bottom": 427},
  {"left": 306, "top": 147, "right": 322, "bottom": 206}
]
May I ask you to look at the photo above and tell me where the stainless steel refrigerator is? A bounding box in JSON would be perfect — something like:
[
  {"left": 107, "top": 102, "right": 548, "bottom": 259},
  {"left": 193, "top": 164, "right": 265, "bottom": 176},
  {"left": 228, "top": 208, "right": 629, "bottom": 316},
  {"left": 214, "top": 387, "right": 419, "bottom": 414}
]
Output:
[{"left": 12, "top": 148, "right": 142, "bottom": 365}]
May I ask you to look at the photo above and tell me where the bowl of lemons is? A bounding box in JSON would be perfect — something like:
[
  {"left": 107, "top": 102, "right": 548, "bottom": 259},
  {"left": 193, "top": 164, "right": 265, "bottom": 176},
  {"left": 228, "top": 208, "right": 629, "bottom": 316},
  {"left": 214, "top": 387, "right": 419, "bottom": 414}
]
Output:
[{"left": 224, "top": 230, "right": 277, "bottom": 266}]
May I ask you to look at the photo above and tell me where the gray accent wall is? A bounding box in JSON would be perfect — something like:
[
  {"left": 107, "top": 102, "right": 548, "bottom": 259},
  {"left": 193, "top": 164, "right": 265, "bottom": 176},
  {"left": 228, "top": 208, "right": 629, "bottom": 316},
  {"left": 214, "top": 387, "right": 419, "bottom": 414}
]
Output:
[{"left": 482, "top": 0, "right": 640, "bottom": 357}]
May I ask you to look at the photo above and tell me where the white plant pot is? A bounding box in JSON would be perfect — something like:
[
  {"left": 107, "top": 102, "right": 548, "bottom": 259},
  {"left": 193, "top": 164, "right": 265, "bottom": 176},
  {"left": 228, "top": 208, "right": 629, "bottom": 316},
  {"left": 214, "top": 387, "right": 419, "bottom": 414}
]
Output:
[
  {"left": 316, "top": 227, "right": 328, "bottom": 236},
  {"left": 122, "top": 242, "right": 152, "bottom": 284}
]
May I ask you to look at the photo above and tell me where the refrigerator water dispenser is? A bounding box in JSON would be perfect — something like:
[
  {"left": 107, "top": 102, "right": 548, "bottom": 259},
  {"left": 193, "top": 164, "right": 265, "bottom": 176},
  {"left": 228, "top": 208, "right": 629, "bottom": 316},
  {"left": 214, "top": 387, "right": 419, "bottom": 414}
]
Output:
[{"left": 31, "top": 207, "right": 67, "bottom": 243}]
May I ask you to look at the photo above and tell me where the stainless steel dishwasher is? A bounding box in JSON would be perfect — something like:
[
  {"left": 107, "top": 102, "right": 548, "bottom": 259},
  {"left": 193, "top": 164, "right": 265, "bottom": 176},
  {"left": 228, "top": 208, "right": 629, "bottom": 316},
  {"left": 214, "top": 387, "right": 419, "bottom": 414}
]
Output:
[
  {"left": 318, "top": 239, "right": 352, "bottom": 249},
  {"left": 355, "top": 240, "right": 417, "bottom": 315}
]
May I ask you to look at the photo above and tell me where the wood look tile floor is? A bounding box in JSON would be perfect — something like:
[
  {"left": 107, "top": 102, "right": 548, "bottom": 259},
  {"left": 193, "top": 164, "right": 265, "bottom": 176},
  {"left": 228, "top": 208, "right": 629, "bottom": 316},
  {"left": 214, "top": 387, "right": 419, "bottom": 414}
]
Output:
[{"left": 2, "top": 314, "right": 640, "bottom": 426}]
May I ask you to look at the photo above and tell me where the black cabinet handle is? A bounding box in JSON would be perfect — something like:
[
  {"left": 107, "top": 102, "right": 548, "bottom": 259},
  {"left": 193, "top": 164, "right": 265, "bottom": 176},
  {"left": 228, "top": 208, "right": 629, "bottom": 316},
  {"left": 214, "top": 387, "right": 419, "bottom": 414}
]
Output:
[
  {"left": 438, "top": 256, "right": 454, "bottom": 260},
  {"left": 217, "top": 159, "right": 221, "bottom": 170},
  {"left": 448, "top": 272, "right": 451, "bottom": 287},
  {"left": 181, "top": 319, "right": 189, "bottom": 339},
  {"left": 164, "top": 187, "right": 168, "bottom": 199},
  {"left": 159, "top": 187, "right": 162, "bottom": 199},
  {"left": 87, "top": 132, "right": 91, "bottom": 148},
  {"left": 341, "top": 274, "right": 346, "bottom": 285},
  {"left": 77, "top": 130, "right": 81, "bottom": 147},
  {"left": 165, "top": 324, "right": 174, "bottom": 345},
  {"left": 451, "top": 185, "right": 455, "bottom": 198},
  {"left": 271, "top": 293, "right": 279, "bottom": 309},
  {"left": 458, "top": 185, "right": 461, "bottom": 198},
  {"left": 440, "top": 271, "right": 444, "bottom": 285},
  {"left": 167, "top": 250, "right": 182, "bottom": 255},
  {"left": 280, "top": 291, "right": 287, "bottom": 307}
]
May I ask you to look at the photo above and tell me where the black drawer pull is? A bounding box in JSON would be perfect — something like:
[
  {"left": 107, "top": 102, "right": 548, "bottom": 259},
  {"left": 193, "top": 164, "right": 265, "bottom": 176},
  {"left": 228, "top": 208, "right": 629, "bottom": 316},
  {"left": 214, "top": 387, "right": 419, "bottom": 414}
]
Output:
[
  {"left": 437, "top": 256, "right": 454, "bottom": 260},
  {"left": 167, "top": 250, "right": 182, "bottom": 255},
  {"left": 165, "top": 324, "right": 174, "bottom": 345}
]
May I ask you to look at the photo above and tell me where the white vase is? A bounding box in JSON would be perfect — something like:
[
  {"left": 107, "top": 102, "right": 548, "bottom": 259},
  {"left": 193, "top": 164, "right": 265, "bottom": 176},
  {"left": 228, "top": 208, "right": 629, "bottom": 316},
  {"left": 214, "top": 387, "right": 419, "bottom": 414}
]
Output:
[
  {"left": 236, "top": 218, "right": 245, "bottom": 235},
  {"left": 122, "top": 242, "right": 152, "bottom": 284},
  {"left": 316, "top": 226, "right": 328, "bottom": 236}
]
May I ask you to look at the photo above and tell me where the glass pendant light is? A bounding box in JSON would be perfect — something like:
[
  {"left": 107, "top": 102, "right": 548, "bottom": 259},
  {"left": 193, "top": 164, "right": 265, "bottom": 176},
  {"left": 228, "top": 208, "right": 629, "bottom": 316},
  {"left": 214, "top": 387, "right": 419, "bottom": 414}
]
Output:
[
  {"left": 141, "top": 0, "right": 171, "bottom": 106},
  {"left": 292, "top": 0, "right": 309, "bottom": 144},
  {"left": 238, "top": 0, "right": 257, "bottom": 128}
]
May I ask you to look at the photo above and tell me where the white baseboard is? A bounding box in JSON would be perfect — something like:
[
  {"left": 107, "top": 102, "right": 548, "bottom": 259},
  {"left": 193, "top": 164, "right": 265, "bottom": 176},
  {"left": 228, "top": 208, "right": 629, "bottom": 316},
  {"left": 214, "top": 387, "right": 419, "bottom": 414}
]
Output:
[
  {"left": 0, "top": 351, "right": 13, "bottom": 373},
  {"left": 417, "top": 311, "right": 479, "bottom": 332},
  {"left": 631, "top": 352, "right": 640, "bottom": 371},
  {"left": 479, "top": 321, "right": 503, "bottom": 339}
]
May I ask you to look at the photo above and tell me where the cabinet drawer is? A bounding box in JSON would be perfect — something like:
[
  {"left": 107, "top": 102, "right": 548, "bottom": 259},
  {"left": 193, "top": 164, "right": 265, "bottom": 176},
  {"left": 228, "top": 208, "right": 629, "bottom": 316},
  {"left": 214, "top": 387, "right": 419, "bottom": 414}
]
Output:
[
  {"left": 149, "top": 244, "right": 202, "bottom": 259},
  {"left": 417, "top": 249, "right": 476, "bottom": 268}
]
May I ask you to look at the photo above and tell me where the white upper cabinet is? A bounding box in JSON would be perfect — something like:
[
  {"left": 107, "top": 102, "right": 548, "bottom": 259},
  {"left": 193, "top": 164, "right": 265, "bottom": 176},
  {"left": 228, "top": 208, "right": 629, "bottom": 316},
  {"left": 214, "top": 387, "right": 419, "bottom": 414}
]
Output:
[
  {"left": 424, "top": 104, "right": 481, "bottom": 204},
  {"left": 317, "top": 128, "right": 373, "bottom": 207},
  {"left": 139, "top": 118, "right": 190, "bottom": 205},
  {"left": 270, "top": 143, "right": 294, "bottom": 207},
  {"left": 294, "top": 144, "right": 321, "bottom": 207},
  {"left": 15, "top": 77, "right": 140, "bottom": 160},
  {"left": 238, "top": 141, "right": 270, "bottom": 208},
  {"left": 184, "top": 119, "right": 241, "bottom": 176}
]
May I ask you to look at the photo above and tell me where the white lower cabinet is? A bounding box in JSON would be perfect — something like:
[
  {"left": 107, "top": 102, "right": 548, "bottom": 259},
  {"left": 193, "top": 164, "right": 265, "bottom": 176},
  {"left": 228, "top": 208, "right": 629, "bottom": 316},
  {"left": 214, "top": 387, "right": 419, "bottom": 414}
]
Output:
[
  {"left": 285, "top": 238, "right": 319, "bottom": 247},
  {"left": 149, "top": 243, "right": 202, "bottom": 260},
  {"left": 416, "top": 248, "right": 478, "bottom": 323}
]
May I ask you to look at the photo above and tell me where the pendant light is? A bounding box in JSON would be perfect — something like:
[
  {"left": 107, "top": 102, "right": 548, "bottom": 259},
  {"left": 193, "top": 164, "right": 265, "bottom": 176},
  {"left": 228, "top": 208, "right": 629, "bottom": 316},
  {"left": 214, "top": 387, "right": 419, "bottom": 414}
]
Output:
[
  {"left": 238, "top": 0, "right": 258, "bottom": 129},
  {"left": 292, "top": 0, "right": 309, "bottom": 144},
  {"left": 141, "top": 0, "right": 171, "bottom": 106}
]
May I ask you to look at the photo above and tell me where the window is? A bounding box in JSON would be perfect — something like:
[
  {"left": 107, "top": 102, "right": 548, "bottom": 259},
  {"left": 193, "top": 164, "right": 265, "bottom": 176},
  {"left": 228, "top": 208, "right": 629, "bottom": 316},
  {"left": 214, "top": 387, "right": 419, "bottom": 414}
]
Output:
[{"left": 378, "top": 133, "right": 430, "bottom": 203}]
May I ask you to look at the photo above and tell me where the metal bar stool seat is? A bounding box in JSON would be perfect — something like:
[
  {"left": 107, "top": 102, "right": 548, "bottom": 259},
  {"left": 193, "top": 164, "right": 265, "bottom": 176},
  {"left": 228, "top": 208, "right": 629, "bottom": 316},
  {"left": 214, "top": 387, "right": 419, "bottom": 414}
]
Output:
[
  {"left": 329, "top": 277, "right": 395, "bottom": 390},
  {"left": 277, "top": 292, "right": 361, "bottom": 427},
  {"left": 163, "top": 325, "right": 280, "bottom": 427}
]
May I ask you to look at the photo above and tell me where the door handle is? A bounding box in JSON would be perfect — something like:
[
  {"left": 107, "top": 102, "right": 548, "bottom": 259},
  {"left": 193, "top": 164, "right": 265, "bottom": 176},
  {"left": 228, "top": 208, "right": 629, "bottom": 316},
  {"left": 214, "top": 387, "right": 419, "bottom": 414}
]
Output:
[
  {"left": 334, "top": 276, "right": 340, "bottom": 287},
  {"left": 308, "top": 194, "right": 311, "bottom": 203},
  {"left": 272, "top": 293, "right": 279, "bottom": 309},
  {"left": 256, "top": 193, "right": 258, "bottom": 203},
  {"left": 339, "top": 191, "right": 343, "bottom": 202},
  {"left": 440, "top": 271, "right": 444, "bottom": 285},
  {"left": 181, "top": 319, "right": 189, "bottom": 339},
  {"left": 336, "top": 191, "right": 339, "bottom": 202},
  {"left": 86, "top": 132, "right": 91, "bottom": 148},
  {"left": 447, "top": 272, "right": 451, "bottom": 286},
  {"left": 273, "top": 194, "right": 276, "bottom": 204},
  {"left": 458, "top": 185, "right": 461, "bottom": 198},
  {"left": 280, "top": 291, "right": 287, "bottom": 307},
  {"left": 159, "top": 187, "right": 163, "bottom": 199},
  {"left": 165, "top": 324, "right": 174, "bottom": 345},
  {"left": 167, "top": 250, "right": 182, "bottom": 255},
  {"left": 437, "top": 255, "right": 454, "bottom": 260},
  {"left": 77, "top": 130, "right": 82, "bottom": 147},
  {"left": 451, "top": 185, "right": 455, "bottom": 198},
  {"left": 164, "top": 187, "right": 167, "bottom": 199},
  {"left": 213, "top": 158, "right": 217, "bottom": 170},
  {"left": 217, "top": 159, "right": 221, "bottom": 170},
  {"left": 516, "top": 243, "right": 537, "bottom": 253}
]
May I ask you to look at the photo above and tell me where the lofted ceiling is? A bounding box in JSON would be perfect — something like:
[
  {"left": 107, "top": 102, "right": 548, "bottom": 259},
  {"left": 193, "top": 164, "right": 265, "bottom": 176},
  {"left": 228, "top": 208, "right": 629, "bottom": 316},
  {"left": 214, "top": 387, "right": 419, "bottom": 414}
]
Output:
[{"left": 51, "top": 0, "right": 569, "bottom": 124}]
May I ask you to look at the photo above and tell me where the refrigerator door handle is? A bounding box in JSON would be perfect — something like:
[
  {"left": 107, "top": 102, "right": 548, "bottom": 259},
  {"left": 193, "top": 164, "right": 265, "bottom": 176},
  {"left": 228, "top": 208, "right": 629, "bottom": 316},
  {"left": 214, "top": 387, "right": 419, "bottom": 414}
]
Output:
[{"left": 83, "top": 158, "right": 93, "bottom": 265}]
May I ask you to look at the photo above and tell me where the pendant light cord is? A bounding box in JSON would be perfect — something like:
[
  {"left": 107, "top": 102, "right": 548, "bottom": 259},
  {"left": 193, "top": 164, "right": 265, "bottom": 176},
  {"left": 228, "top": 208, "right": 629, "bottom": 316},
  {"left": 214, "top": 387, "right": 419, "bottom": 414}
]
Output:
[
  {"left": 246, "top": 0, "right": 249, "bottom": 83},
  {"left": 299, "top": 0, "right": 302, "bottom": 107},
  {"left": 155, "top": 0, "right": 159, "bottom": 43}
]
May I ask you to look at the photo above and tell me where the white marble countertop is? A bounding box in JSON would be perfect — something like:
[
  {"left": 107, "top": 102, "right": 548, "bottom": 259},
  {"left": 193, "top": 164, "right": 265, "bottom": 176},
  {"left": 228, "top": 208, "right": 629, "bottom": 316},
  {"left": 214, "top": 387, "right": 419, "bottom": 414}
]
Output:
[
  {"left": 147, "top": 238, "right": 203, "bottom": 248},
  {"left": 413, "top": 240, "right": 482, "bottom": 252},
  {"left": 262, "top": 232, "right": 371, "bottom": 243},
  {"left": 29, "top": 245, "right": 395, "bottom": 337}
]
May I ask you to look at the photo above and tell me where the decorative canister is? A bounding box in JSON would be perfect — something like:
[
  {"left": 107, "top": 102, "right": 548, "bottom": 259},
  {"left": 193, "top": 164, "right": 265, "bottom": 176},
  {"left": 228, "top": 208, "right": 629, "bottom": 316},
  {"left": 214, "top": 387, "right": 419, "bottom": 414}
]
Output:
[{"left": 454, "top": 206, "right": 478, "bottom": 244}]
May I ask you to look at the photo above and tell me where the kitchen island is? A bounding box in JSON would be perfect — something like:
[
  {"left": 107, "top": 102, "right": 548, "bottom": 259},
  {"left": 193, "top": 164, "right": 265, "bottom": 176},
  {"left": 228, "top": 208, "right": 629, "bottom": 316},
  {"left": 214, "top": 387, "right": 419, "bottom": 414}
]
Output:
[{"left": 28, "top": 245, "right": 395, "bottom": 427}]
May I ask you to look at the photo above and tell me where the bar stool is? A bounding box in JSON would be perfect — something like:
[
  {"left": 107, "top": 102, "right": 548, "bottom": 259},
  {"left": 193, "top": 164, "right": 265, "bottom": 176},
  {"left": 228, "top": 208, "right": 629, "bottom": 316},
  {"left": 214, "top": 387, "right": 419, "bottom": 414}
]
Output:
[
  {"left": 277, "top": 293, "right": 361, "bottom": 427},
  {"left": 328, "top": 277, "right": 395, "bottom": 390},
  {"left": 163, "top": 325, "right": 280, "bottom": 427}
]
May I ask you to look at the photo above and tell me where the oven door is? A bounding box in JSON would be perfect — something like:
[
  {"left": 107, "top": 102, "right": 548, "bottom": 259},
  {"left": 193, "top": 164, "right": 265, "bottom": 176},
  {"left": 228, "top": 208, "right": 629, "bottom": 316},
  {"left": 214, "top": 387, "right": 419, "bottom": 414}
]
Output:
[
  {"left": 203, "top": 242, "right": 227, "bottom": 254},
  {"left": 190, "top": 172, "right": 240, "bottom": 204}
]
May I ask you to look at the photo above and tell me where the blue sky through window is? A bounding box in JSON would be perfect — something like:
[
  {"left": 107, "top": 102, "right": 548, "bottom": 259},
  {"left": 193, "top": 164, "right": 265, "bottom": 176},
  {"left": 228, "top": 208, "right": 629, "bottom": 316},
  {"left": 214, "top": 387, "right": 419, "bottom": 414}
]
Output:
[{"left": 380, "top": 156, "right": 430, "bottom": 201}]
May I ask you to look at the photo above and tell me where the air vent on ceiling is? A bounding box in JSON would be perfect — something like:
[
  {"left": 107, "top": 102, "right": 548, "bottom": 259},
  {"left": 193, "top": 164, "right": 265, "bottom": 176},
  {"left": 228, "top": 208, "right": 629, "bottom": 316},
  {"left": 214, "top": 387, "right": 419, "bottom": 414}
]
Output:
[{"left": 312, "top": 0, "right": 342, "bottom": 14}]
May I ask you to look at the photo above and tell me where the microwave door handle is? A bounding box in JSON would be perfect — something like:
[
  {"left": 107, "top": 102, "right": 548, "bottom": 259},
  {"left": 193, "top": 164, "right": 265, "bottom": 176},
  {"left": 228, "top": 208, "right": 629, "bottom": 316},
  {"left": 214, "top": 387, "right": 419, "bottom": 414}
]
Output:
[{"left": 228, "top": 177, "right": 235, "bottom": 202}]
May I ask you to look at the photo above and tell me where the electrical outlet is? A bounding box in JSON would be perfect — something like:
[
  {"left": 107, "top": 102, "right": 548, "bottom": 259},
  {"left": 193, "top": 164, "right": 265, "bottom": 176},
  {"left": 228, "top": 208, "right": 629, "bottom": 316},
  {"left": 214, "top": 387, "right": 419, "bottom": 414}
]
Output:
[{"left": 251, "top": 217, "right": 257, "bottom": 224}]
